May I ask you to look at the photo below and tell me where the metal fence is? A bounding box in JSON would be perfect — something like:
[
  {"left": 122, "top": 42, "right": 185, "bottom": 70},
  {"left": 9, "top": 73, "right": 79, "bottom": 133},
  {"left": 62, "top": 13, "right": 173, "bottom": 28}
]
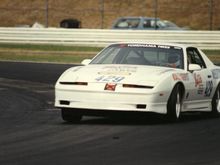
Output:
[
  {"left": 0, "top": 0, "right": 219, "bottom": 30},
  {"left": 0, "top": 27, "right": 219, "bottom": 49}
]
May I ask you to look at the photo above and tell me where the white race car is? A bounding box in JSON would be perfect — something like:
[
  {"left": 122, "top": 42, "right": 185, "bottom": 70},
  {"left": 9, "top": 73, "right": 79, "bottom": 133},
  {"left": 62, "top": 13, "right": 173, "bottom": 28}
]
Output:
[{"left": 55, "top": 43, "right": 220, "bottom": 122}]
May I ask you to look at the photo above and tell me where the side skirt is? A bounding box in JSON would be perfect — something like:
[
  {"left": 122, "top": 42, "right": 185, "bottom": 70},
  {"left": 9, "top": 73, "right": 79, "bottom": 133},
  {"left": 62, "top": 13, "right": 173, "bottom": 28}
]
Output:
[{"left": 182, "top": 99, "right": 212, "bottom": 112}]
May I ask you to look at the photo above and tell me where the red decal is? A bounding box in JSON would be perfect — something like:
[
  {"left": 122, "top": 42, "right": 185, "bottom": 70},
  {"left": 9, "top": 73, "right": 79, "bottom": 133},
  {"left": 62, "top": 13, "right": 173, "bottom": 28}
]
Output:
[
  {"left": 194, "top": 73, "right": 202, "bottom": 87},
  {"left": 173, "top": 74, "right": 181, "bottom": 81},
  {"left": 104, "top": 83, "right": 117, "bottom": 91},
  {"left": 172, "top": 73, "right": 189, "bottom": 81}
]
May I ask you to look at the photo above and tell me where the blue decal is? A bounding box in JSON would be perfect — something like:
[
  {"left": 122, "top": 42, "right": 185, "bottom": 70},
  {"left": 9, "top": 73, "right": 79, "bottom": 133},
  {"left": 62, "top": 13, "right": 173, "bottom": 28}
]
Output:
[
  {"left": 95, "top": 76, "right": 125, "bottom": 82},
  {"left": 205, "top": 81, "right": 213, "bottom": 97}
]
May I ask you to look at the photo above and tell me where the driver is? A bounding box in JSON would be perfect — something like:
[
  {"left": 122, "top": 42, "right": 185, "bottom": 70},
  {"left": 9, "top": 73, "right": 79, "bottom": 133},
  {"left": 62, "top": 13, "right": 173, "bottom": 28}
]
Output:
[{"left": 167, "top": 54, "right": 181, "bottom": 68}]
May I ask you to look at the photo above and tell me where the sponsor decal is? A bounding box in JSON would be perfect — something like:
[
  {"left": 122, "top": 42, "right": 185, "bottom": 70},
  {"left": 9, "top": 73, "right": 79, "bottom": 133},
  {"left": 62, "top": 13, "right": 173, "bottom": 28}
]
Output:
[
  {"left": 98, "top": 71, "right": 131, "bottom": 76},
  {"left": 204, "top": 81, "right": 213, "bottom": 97},
  {"left": 127, "top": 44, "right": 182, "bottom": 50},
  {"left": 158, "top": 69, "right": 174, "bottom": 75},
  {"left": 158, "top": 45, "right": 170, "bottom": 49},
  {"left": 96, "top": 76, "right": 125, "bottom": 83},
  {"left": 99, "top": 66, "right": 137, "bottom": 76},
  {"left": 172, "top": 73, "right": 189, "bottom": 81},
  {"left": 174, "top": 46, "right": 182, "bottom": 50},
  {"left": 128, "top": 44, "right": 157, "bottom": 48},
  {"left": 193, "top": 73, "right": 204, "bottom": 95},
  {"left": 104, "top": 83, "right": 117, "bottom": 91},
  {"left": 194, "top": 73, "right": 202, "bottom": 87},
  {"left": 197, "top": 84, "right": 204, "bottom": 95}
]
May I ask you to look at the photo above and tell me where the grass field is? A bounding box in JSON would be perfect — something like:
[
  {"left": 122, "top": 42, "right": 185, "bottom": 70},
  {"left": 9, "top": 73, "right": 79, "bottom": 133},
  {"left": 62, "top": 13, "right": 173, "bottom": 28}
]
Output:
[
  {"left": 0, "top": 44, "right": 102, "bottom": 63},
  {"left": 0, "top": 43, "right": 219, "bottom": 64}
]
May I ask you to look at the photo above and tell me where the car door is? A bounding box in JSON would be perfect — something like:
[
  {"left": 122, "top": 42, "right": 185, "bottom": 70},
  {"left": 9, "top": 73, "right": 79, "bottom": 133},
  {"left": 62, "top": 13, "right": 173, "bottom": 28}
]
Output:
[{"left": 186, "top": 47, "right": 214, "bottom": 102}]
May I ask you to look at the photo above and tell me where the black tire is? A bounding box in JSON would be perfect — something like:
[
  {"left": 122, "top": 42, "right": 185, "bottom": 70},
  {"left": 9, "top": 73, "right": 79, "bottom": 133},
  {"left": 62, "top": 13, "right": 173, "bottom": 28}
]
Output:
[
  {"left": 61, "top": 108, "right": 82, "bottom": 123},
  {"left": 167, "top": 84, "right": 183, "bottom": 122},
  {"left": 211, "top": 84, "right": 220, "bottom": 117}
]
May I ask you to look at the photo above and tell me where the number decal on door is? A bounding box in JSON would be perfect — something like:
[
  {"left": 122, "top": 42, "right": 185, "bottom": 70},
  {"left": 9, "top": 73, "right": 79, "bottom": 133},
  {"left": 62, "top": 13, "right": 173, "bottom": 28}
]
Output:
[{"left": 204, "top": 81, "right": 213, "bottom": 97}]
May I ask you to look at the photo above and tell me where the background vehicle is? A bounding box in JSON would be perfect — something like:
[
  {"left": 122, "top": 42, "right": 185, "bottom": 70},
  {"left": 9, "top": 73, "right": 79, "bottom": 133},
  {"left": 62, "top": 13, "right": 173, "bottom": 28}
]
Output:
[
  {"left": 163, "top": 20, "right": 190, "bottom": 30},
  {"left": 111, "top": 17, "right": 184, "bottom": 30},
  {"left": 60, "top": 18, "right": 81, "bottom": 28},
  {"left": 55, "top": 43, "right": 220, "bottom": 123}
]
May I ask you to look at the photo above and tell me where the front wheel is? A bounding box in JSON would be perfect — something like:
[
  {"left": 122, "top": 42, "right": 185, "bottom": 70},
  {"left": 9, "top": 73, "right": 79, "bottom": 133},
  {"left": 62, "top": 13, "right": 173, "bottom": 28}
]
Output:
[
  {"left": 61, "top": 108, "right": 82, "bottom": 123},
  {"left": 167, "top": 84, "right": 183, "bottom": 122},
  {"left": 211, "top": 84, "right": 220, "bottom": 117}
]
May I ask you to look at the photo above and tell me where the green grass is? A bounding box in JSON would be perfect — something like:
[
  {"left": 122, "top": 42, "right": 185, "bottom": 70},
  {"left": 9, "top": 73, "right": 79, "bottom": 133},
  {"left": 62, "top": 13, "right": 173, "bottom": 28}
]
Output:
[
  {"left": 0, "top": 53, "right": 89, "bottom": 63},
  {"left": 0, "top": 43, "right": 103, "bottom": 52},
  {"left": 0, "top": 43, "right": 219, "bottom": 64},
  {"left": 202, "top": 50, "right": 220, "bottom": 55},
  {"left": 0, "top": 43, "right": 102, "bottom": 63}
]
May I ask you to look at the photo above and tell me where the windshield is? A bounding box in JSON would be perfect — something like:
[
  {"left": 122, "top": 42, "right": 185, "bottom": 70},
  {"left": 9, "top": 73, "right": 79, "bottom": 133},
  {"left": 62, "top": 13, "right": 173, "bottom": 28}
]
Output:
[{"left": 91, "top": 44, "right": 184, "bottom": 69}]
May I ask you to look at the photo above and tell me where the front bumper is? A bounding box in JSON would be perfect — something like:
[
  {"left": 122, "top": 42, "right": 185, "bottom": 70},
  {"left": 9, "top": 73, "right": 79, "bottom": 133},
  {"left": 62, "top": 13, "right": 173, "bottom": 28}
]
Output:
[{"left": 55, "top": 88, "right": 168, "bottom": 114}]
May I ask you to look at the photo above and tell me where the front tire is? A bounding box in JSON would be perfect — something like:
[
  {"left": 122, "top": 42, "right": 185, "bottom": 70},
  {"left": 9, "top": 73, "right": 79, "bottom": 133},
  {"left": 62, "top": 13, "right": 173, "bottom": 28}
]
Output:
[
  {"left": 211, "top": 84, "right": 220, "bottom": 117},
  {"left": 167, "top": 84, "right": 183, "bottom": 122},
  {"left": 61, "top": 108, "right": 82, "bottom": 123}
]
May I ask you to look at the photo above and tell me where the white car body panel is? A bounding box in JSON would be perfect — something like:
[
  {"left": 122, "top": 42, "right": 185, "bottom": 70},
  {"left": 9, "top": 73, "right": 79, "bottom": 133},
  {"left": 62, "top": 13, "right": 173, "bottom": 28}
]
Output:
[
  {"left": 55, "top": 65, "right": 174, "bottom": 114},
  {"left": 55, "top": 42, "right": 220, "bottom": 117}
]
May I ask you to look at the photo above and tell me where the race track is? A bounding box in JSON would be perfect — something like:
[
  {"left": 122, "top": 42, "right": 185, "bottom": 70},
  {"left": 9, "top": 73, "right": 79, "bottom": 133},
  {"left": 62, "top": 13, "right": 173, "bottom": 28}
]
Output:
[{"left": 0, "top": 61, "right": 220, "bottom": 165}]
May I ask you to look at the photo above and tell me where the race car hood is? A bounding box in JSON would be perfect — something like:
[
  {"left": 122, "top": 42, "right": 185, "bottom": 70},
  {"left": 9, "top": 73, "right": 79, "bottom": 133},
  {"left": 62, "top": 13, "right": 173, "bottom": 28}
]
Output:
[{"left": 58, "top": 65, "right": 175, "bottom": 87}]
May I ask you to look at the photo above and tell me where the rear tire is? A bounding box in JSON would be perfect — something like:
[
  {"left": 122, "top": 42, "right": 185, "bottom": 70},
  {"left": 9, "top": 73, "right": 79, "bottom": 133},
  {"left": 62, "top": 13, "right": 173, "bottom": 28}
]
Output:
[
  {"left": 61, "top": 108, "right": 82, "bottom": 123},
  {"left": 167, "top": 84, "right": 183, "bottom": 122},
  {"left": 211, "top": 84, "right": 220, "bottom": 117}
]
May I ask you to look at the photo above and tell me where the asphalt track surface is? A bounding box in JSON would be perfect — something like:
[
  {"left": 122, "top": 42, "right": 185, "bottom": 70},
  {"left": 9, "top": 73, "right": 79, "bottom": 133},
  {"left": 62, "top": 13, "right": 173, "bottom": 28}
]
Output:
[{"left": 0, "top": 61, "right": 220, "bottom": 165}]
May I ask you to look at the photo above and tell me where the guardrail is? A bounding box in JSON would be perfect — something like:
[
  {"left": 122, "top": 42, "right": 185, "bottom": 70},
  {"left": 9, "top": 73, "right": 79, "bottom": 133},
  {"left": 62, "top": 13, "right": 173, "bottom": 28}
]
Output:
[{"left": 0, "top": 27, "right": 219, "bottom": 49}]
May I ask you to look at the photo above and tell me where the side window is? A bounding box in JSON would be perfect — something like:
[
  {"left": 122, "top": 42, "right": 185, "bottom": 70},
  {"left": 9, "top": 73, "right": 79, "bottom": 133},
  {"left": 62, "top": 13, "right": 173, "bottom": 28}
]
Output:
[
  {"left": 143, "top": 20, "right": 161, "bottom": 29},
  {"left": 143, "top": 20, "right": 152, "bottom": 28},
  {"left": 187, "top": 48, "right": 206, "bottom": 69},
  {"left": 115, "top": 18, "right": 140, "bottom": 28},
  {"left": 115, "top": 19, "right": 129, "bottom": 28}
]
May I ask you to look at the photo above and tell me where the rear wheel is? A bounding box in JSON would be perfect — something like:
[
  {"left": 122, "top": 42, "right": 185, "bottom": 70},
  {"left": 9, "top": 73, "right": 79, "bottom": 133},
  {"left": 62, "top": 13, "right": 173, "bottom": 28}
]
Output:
[
  {"left": 61, "top": 108, "right": 82, "bottom": 123},
  {"left": 167, "top": 84, "right": 183, "bottom": 122},
  {"left": 211, "top": 84, "right": 220, "bottom": 117}
]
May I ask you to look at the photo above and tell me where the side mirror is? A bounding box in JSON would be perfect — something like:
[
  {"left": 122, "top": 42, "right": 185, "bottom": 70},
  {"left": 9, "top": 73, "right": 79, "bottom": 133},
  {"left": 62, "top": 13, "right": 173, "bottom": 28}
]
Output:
[
  {"left": 81, "top": 59, "right": 92, "bottom": 65},
  {"left": 188, "top": 64, "right": 201, "bottom": 72}
]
